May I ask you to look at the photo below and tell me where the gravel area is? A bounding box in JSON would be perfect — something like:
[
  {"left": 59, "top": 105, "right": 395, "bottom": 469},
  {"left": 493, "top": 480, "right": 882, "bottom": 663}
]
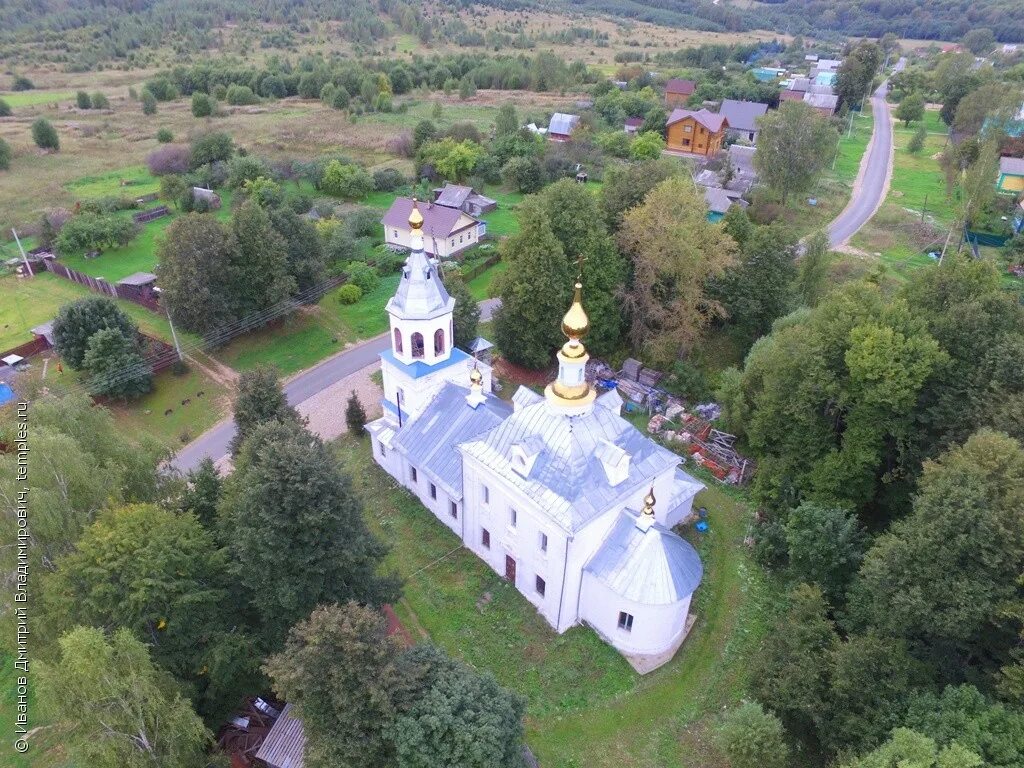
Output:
[{"left": 297, "top": 363, "right": 383, "bottom": 442}]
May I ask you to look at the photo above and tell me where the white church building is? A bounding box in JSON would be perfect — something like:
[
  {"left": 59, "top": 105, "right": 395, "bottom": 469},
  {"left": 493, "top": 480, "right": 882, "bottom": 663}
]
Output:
[{"left": 367, "top": 202, "right": 705, "bottom": 671}]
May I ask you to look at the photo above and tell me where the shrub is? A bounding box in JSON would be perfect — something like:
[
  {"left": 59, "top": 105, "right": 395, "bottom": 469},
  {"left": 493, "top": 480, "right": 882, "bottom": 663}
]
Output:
[
  {"left": 375, "top": 248, "right": 408, "bottom": 273},
  {"left": 715, "top": 701, "right": 790, "bottom": 768},
  {"left": 0, "top": 98, "right": 10, "bottom": 117},
  {"left": 155, "top": 128, "right": 174, "bottom": 143},
  {"left": 90, "top": 92, "right": 109, "bottom": 109},
  {"left": 331, "top": 87, "right": 350, "bottom": 110},
  {"left": 326, "top": 226, "right": 357, "bottom": 263},
  {"left": 12, "top": 75, "right": 34, "bottom": 91},
  {"left": 191, "top": 92, "right": 214, "bottom": 117},
  {"left": 143, "top": 77, "right": 178, "bottom": 101},
  {"left": 344, "top": 207, "right": 382, "bottom": 239},
  {"left": 337, "top": 284, "right": 362, "bottom": 304},
  {"left": 228, "top": 155, "right": 272, "bottom": 189},
  {"left": 663, "top": 361, "right": 710, "bottom": 401},
  {"left": 907, "top": 124, "right": 927, "bottom": 154},
  {"left": 0, "top": 138, "right": 10, "bottom": 171},
  {"left": 345, "top": 261, "right": 379, "bottom": 294},
  {"left": 321, "top": 160, "right": 372, "bottom": 200},
  {"left": 226, "top": 84, "right": 259, "bottom": 106},
  {"left": 147, "top": 144, "right": 191, "bottom": 175},
  {"left": 345, "top": 390, "right": 367, "bottom": 435},
  {"left": 76, "top": 91, "right": 91, "bottom": 109},
  {"left": 372, "top": 167, "right": 405, "bottom": 192},
  {"left": 31, "top": 118, "right": 59, "bottom": 150},
  {"left": 141, "top": 89, "right": 157, "bottom": 115}
]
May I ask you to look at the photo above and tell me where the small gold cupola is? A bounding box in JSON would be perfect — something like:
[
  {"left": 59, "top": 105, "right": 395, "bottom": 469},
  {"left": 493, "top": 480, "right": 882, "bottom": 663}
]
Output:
[
  {"left": 636, "top": 486, "right": 657, "bottom": 530},
  {"left": 545, "top": 277, "right": 596, "bottom": 414},
  {"left": 408, "top": 198, "right": 424, "bottom": 231}
]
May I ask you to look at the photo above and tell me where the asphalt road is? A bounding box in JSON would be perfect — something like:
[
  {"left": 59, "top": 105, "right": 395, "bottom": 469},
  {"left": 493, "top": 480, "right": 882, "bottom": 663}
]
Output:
[
  {"left": 171, "top": 297, "right": 502, "bottom": 472},
  {"left": 827, "top": 57, "right": 906, "bottom": 247}
]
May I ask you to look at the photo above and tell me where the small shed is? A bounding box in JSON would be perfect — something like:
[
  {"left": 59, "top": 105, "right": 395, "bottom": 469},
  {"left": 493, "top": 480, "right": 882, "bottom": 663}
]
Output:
[
  {"left": 192, "top": 187, "right": 222, "bottom": 210},
  {"left": 31, "top": 320, "right": 55, "bottom": 347},
  {"left": 468, "top": 336, "right": 495, "bottom": 364},
  {"left": 624, "top": 117, "right": 644, "bottom": 134},
  {"left": 548, "top": 113, "right": 580, "bottom": 142},
  {"left": 254, "top": 703, "right": 305, "bottom": 768}
]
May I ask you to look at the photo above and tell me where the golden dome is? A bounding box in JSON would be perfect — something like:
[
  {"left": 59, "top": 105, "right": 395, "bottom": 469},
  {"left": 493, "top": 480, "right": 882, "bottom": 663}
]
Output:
[
  {"left": 409, "top": 198, "right": 424, "bottom": 230},
  {"left": 642, "top": 488, "right": 656, "bottom": 517},
  {"left": 469, "top": 365, "right": 483, "bottom": 385},
  {"left": 561, "top": 281, "right": 590, "bottom": 340}
]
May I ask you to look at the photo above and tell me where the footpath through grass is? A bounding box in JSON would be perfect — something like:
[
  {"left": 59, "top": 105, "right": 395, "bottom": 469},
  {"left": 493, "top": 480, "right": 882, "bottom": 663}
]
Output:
[{"left": 335, "top": 434, "right": 780, "bottom": 768}]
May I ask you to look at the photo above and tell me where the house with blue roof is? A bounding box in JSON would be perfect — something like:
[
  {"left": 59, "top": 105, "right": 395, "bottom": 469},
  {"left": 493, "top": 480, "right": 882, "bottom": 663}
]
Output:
[{"left": 366, "top": 201, "right": 706, "bottom": 672}]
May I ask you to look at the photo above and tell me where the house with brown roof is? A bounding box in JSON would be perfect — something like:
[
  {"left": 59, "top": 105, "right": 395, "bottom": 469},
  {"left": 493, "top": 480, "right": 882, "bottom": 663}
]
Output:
[
  {"left": 664, "top": 79, "right": 697, "bottom": 108},
  {"left": 381, "top": 198, "right": 483, "bottom": 259},
  {"left": 665, "top": 108, "right": 727, "bottom": 156}
]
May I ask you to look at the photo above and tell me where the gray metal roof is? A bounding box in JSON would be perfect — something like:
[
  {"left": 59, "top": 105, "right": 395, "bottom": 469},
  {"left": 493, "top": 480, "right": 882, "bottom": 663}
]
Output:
[
  {"left": 803, "top": 92, "right": 839, "bottom": 110},
  {"left": 386, "top": 237, "right": 454, "bottom": 321},
  {"left": 460, "top": 389, "right": 682, "bottom": 532},
  {"left": 392, "top": 381, "right": 512, "bottom": 500},
  {"left": 789, "top": 77, "right": 811, "bottom": 92},
  {"left": 468, "top": 336, "right": 494, "bottom": 352},
  {"left": 1001, "top": 156, "right": 1024, "bottom": 175},
  {"left": 116, "top": 271, "right": 157, "bottom": 286},
  {"left": 549, "top": 112, "right": 580, "bottom": 136},
  {"left": 255, "top": 703, "right": 305, "bottom": 768},
  {"left": 435, "top": 183, "right": 473, "bottom": 209},
  {"left": 719, "top": 100, "right": 769, "bottom": 132},
  {"left": 585, "top": 508, "right": 703, "bottom": 605},
  {"left": 704, "top": 187, "right": 733, "bottom": 215}
]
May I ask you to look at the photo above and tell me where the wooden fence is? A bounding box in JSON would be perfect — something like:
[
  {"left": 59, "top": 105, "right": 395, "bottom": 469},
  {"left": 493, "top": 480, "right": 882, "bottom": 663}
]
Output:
[
  {"left": 461, "top": 253, "right": 501, "bottom": 283},
  {"left": 42, "top": 257, "right": 162, "bottom": 312},
  {"left": 0, "top": 336, "right": 50, "bottom": 363}
]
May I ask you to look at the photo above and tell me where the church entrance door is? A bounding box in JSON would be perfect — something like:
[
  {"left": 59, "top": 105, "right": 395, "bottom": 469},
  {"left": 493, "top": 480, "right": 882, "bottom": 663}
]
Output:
[{"left": 504, "top": 555, "right": 516, "bottom": 583}]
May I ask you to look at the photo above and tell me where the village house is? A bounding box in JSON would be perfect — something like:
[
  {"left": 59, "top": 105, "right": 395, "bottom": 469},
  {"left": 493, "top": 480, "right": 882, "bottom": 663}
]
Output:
[
  {"left": 367, "top": 203, "right": 706, "bottom": 672},
  {"left": 432, "top": 183, "right": 497, "bottom": 216},
  {"left": 704, "top": 187, "right": 734, "bottom": 222},
  {"left": 381, "top": 197, "right": 483, "bottom": 259},
  {"left": 998, "top": 156, "right": 1024, "bottom": 195},
  {"left": 718, "top": 99, "right": 769, "bottom": 144},
  {"left": 665, "top": 108, "right": 727, "bottom": 156},
  {"left": 803, "top": 92, "right": 839, "bottom": 117},
  {"left": 664, "top": 78, "right": 696, "bottom": 108},
  {"left": 548, "top": 112, "right": 580, "bottom": 142}
]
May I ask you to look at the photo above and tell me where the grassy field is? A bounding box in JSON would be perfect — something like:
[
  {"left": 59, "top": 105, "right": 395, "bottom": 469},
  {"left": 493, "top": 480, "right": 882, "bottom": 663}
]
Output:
[
  {"left": 65, "top": 165, "right": 159, "bottom": 199},
  {"left": 0, "top": 90, "right": 73, "bottom": 107},
  {"left": 850, "top": 107, "right": 954, "bottom": 281},
  {"left": 831, "top": 105, "right": 875, "bottom": 185},
  {"left": 334, "top": 433, "right": 780, "bottom": 768}
]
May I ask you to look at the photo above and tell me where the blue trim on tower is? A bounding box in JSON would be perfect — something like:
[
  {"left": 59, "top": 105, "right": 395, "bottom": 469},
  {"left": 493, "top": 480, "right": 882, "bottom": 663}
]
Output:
[{"left": 380, "top": 347, "right": 472, "bottom": 380}]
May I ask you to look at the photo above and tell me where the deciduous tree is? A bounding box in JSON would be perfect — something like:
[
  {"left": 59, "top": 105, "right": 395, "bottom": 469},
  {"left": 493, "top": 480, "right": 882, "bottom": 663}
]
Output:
[
  {"left": 895, "top": 91, "right": 925, "bottom": 127},
  {"left": 38, "top": 627, "right": 212, "bottom": 768},
  {"left": 843, "top": 728, "right": 982, "bottom": 768},
  {"left": 156, "top": 213, "right": 239, "bottom": 334},
  {"left": 835, "top": 40, "right": 883, "bottom": 109},
  {"left": 265, "top": 602, "right": 406, "bottom": 768},
  {"left": 616, "top": 175, "right": 736, "bottom": 363},
  {"left": 228, "top": 198, "right": 296, "bottom": 317},
  {"left": 754, "top": 101, "right": 837, "bottom": 204},
  {"left": 443, "top": 272, "right": 480, "bottom": 351},
  {"left": 785, "top": 502, "right": 865, "bottom": 604},
  {"left": 599, "top": 158, "right": 681, "bottom": 230}
]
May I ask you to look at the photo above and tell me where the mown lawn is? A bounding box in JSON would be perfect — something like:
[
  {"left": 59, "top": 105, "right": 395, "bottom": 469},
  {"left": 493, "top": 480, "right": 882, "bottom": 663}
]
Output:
[
  {"left": 468, "top": 258, "right": 507, "bottom": 300},
  {"left": 334, "top": 434, "right": 781, "bottom": 768},
  {"left": 887, "top": 112, "right": 953, "bottom": 224},
  {"left": 213, "top": 273, "right": 400, "bottom": 374}
]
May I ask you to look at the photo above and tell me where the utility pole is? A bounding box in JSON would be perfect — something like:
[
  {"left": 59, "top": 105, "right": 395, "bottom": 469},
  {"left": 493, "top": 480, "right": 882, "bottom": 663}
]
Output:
[
  {"left": 165, "top": 304, "right": 183, "bottom": 361},
  {"left": 11, "top": 228, "right": 33, "bottom": 277}
]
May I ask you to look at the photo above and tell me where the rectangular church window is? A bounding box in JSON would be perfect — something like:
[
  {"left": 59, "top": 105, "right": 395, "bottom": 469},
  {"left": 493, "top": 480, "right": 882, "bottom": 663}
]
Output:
[{"left": 618, "top": 612, "right": 634, "bottom": 632}]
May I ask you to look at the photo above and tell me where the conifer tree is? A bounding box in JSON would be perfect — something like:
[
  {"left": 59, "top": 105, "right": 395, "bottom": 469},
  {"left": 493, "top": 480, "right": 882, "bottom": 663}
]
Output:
[
  {"left": 230, "top": 365, "right": 299, "bottom": 454},
  {"left": 346, "top": 390, "right": 367, "bottom": 436},
  {"left": 228, "top": 198, "right": 296, "bottom": 318},
  {"left": 219, "top": 420, "right": 398, "bottom": 649},
  {"left": 492, "top": 205, "right": 572, "bottom": 369},
  {"left": 181, "top": 456, "right": 222, "bottom": 530}
]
